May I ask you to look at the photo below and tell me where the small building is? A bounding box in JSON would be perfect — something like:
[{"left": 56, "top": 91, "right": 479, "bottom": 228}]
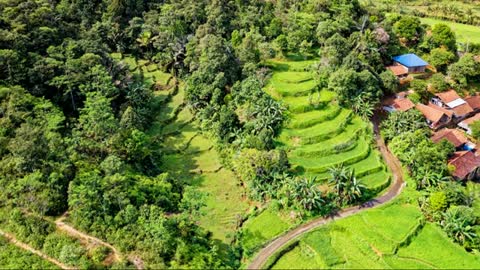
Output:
[
  {"left": 458, "top": 113, "right": 480, "bottom": 134},
  {"left": 416, "top": 103, "right": 452, "bottom": 129},
  {"left": 383, "top": 97, "right": 415, "bottom": 113},
  {"left": 431, "top": 128, "right": 473, "bottom": 150},
  {"left": 465, "top": 95, "right": 480, "bottom": 113},
  {"left": 431, "top": 90, "right": 474, "bottom": 119},
  {"left": 386, "top": 65, "right": 409, "bottom": 79},
  {"left": 392, "top": 54, "right": 429, "bottom": 73},
  {"left": 448, "top": 151, "right": 480, "bottom": 180}
]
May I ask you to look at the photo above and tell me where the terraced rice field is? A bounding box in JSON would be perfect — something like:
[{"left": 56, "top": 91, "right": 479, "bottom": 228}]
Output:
[
  {"left": 116, "top": 55, "right": 250, "bottom": 244},
  {"left": 265, "top": 58, "right": 390, "bottom": 188},
  {"left": 270, "top": 202, "right": 480, "bottom": 269}
]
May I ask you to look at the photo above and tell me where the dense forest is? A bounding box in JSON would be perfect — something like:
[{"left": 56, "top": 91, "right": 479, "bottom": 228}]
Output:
[{"left": 0, "top": 0, "right": 479, "bottom": 268}]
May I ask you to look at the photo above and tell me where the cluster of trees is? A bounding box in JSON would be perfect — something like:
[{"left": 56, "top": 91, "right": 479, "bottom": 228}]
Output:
[
  {"left": 0, "top": 0, "right": 235, "bottom": 268},
  {"left": 420, "top": 182, "right": 479, "bottom": 251},
  {"left": 382, "top": 111, "right": 454, "bottom": 189}
]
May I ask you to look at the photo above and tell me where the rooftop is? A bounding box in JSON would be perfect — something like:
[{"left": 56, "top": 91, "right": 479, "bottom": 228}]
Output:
[
  {"left": 461, "top": 113, "right": 480, "bottom": 126},
  {"left": 436, "top": 90, "right": 462, "bottom": 104},
  {"left": 465, "top": 96, "right": 480, "bottom": 110},
  {"left": 416, "top": 103, "right": 449, "bottom": 123},
  {"left": 387, "top": 65, "right": 408, "bottom": 76},
  {"left": 393, "top": 54, "right": 428, "bottom": 68},
  {"left": 392, "top": 98, "right": 415, "bottom": 112},
  {"left": 451, "top": 103, "right": 474, "bottom": 117},
  {"left": 448, "top": 151, "right": 480, "bottom": 179},
  {"left": 431, "top": 129, "right": 469, "bottom": 148},
  {"left": 427, "top": 103, "right": 454, "bottom": 118}
]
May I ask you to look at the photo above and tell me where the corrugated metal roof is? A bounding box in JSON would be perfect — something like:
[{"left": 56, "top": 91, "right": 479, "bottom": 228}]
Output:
[{"left": 393, "top": 54, "right": 428, "bottom": 67}]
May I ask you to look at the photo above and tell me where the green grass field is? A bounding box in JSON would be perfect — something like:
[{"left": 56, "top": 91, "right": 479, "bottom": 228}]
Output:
[
  {"left": 271, "top": 202, "right": 480, "bottom": 269},
  {"left": 419, "top": 17, "right": 480, "bottom": 44}
]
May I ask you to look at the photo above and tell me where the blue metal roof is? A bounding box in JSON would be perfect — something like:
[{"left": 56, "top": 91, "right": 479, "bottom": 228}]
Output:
[{"left": 392, "top": 54, "right": 428, "bottom": 67}]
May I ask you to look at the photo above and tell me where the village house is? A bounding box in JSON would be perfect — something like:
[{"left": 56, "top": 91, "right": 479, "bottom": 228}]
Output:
[
  {"left": 448, "top": 151, "right": 480, "bottom": 180},
  {"left": 387, "top": 65, "right": 409, "bottom": 79},
  {"left": 415, "top": 103, "right": 453, "bottom": 129},
  {"left": 382, "top": 91, "right": 415, "bottom": 113},
  {"left": 392, "top": 53, "right": 429, "bottom": 73},
  {"left": 458, "top": 113, "right": 480, "bottom": 134},
  {"left": 431, "top": 89, "right": 474, "bottom": 120},
  {"left": 465, "top": 95, "right": 480, "bottom": 113},
  {"left": 431, "top": 128, "right": 474, "bottom": 151}
]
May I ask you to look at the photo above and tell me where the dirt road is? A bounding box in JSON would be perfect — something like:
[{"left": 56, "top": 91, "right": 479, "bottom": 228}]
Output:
[
  {"left": 247, "top": 118, "right": 405, "bottom": 269},
  {"left": 0, "top": 229, "right": 75, "bottom": 270}
]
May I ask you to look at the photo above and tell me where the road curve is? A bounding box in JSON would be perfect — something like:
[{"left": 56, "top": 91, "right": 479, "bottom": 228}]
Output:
[{"left": 247, "top": 118, "right": 405, "bottom": 269}]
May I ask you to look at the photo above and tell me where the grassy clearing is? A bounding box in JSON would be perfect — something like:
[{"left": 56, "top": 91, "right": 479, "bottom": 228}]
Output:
[{"left": 419, "top": 17, "right": 480, "bottom": 44}]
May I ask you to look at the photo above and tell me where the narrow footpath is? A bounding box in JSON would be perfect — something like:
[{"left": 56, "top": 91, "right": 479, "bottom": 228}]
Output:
[
  {"left": 0, "top": 230, "right": 74, "bottom": 270},
  {"left": 248, "top": 117, "right": 405, "bottom": 269},
  {"left": 55, "top": 213, "right": 144, "bottom": 269}
]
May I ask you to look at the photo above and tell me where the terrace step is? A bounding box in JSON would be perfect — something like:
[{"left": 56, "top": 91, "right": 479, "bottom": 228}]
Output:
[
  {"left": 292, "top": 122, "right": 365, "bottom": 156},
  {"left": 270, "top": 71, "right": 313, "bottom": 84},
  {"left": 287, "top": 105, "right": 342, "bottom": 129},
  {"left": 266, "top": 79, "right": 318, "bottom": 97},
  {"left": 290, "top": 138, "right": 371, "bottom": 174},
  {"left": 279, "top": 110, "right": 353, "bottom": 146},
  {"left": 283, "top": 90, "right": 336, "bottom": 113}
]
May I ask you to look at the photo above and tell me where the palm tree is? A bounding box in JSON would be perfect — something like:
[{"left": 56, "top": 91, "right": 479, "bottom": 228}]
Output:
[
  {"left": 328, "top": 164, "right": 365, "bottom": 205},
  {"left": 292, "top": 177, "right": 324, "bottom": 211}
]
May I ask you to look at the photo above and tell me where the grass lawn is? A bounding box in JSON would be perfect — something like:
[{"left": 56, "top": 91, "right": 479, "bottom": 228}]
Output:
[{"left": 419, "top": 17, "right": 480, "bottom": 44}]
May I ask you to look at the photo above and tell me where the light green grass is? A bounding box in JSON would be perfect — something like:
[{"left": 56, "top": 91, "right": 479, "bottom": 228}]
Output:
[
  {"left": 282, "top": 91, "right": 336, "bottom": 113},
  {"left": 292, "top": 118, "right": 365, "bottom": 156},
  {"left": 397, "top": 223, "right": 480, "bottom": 268},
  {"left": 270, "top": 72, "right": 313, "bottom": 84},
  {"left": 0, "top": 237, "right": 59, "bottom": 269},
  {"left": 287, "top": 105, "right": 341, "bottom": 129},
  {"left": 271, "top": 243, "right": 327, "bottom": 269},
  {"left": 265, "top": 78, "right": 317, "bottom": 97},
  {"left": 241, "top": 209, "right": 294, "bottom": 252},
  {"left": 290, "top": 138, "right": 370, "bottom": 173},
  {"left": 195, "top": 169, "right": 249, "bottom": 243},
  {"left": 359, "top": 170, "right": 391, "bottom": 190},
  {"left": 419, "top": 17, "right": 480, "bottom": 44}
]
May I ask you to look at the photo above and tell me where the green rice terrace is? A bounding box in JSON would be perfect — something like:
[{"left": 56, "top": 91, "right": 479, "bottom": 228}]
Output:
[
  {"left": 264, "top": 58, "right": 391, "bottom": 189},
  {"left": 119, "top": 54, "right": 250, "bottom": 246}
]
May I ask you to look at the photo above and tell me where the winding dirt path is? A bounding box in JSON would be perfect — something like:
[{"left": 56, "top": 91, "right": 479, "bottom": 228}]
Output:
[
  {"left": 0, "top": 230, "right": 74, "bottom": 270},
  {"left": 55, "top": 214, "right": 121, "bottom": 262},
  {"left": 247, "top": 117, "right": 405, "bottom": 269}
]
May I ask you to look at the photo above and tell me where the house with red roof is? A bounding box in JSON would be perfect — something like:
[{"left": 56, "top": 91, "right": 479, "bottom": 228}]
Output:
[
  {"left": 431, "top": 128, "right": 473, "bottom": 150},
  {"left": 448, "top": 151, "right": 480, "bottom": 180},
  {"left": 458, "top": 113, "right": 480, "bottom": 134},
  {"left": 431, "top": 90, "right": 474, "bottom": 120},
  {"left": 465, "top": 95, "right": 480, "bottom": 113},
  {"left": 415, "top": 103, "right": 452, "bottom": 130}
]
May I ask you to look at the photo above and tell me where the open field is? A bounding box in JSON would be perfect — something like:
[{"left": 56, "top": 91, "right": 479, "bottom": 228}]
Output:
[
  {"left": 419, "top": 17, "right": 480, "bottom": 44},
  {"left": 270, "top": 202, "right": 480, "bottom": 269}
]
